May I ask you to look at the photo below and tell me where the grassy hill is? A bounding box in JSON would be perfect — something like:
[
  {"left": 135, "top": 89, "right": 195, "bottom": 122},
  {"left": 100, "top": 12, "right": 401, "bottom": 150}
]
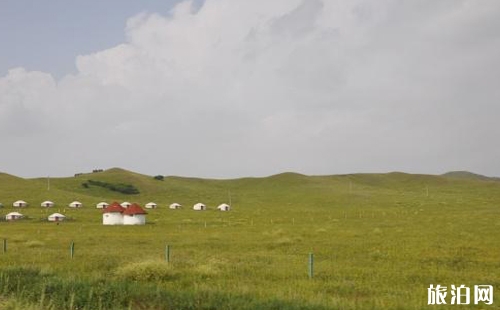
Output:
[
  {"left": 3, "top": 168, "right": 498, "bottom": 208},
  {"left": 0, "top": 168, "right": 499, "bottom": 309},
  {"left": 441, "top": 170, "right": 500, "bottom": 181}
]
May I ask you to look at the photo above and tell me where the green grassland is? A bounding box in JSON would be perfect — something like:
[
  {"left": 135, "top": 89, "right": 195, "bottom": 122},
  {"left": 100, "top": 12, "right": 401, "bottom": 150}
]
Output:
[{"left": 0, "top": 168, "right": 499, "bottom": 309}]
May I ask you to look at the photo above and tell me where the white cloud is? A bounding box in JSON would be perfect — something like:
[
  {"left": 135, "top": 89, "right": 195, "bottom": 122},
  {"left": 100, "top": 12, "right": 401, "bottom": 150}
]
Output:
[{"left": 1, "top": 0, "right": 500, "bottom": 177}]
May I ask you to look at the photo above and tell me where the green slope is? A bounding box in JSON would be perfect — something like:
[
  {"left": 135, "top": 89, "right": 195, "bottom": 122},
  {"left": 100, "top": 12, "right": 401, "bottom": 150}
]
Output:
[
  {"left": 2, "top": 168, "right": 500, "bottom": 212},
  {"left": 0, "top": 172, "right": 93, "bottom": 208}
]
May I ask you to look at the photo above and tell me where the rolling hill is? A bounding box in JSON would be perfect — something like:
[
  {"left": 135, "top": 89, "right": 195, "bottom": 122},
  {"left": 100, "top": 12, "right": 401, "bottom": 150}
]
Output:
[
  {"left": 441, "top": 170, "right": 500, "bottom": 181},
  {"left": 1, "top": 168, "right": 499, "bottom": 210}
]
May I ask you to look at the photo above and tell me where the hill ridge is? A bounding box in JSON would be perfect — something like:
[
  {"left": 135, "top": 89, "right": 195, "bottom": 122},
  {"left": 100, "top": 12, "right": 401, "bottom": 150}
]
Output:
[
  {"left": 441, "top": 170, "right": 500, "bottom": 181},
  {"left": 3, "top": 168, "right": 500, "bottom": 182}
]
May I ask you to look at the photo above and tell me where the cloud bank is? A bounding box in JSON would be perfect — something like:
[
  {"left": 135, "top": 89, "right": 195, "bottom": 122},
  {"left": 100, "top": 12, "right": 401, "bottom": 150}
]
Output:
[{"left": 1, "top": 0, "right": 500, "bottom": 178}]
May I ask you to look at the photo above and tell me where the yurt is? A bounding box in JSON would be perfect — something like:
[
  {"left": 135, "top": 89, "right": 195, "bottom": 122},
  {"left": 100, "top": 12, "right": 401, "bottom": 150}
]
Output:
[
  {"left": 193, "top": 203, "right": 206, "bottom": 211},
  {"left": 69, "top": 201, "right": 83, "bottom": 208},
  {"left": 217, "top": 203, "right": 231, "bottom": 211},
  {"left": 41, "top": 201, "right": 55, "bottom": 208},
  {"left": 169, "top": 203, "right": 182, "bottom": 209},
  {"left": 145, "top": 202, "right": 157, "bottom": 209},
  {"left": 102, "top": 202, "right": 125, "bottom": 225},
  {"left": 96, "top": 202, "right": 109, "bottom": 209},
  {"left": 13, "top": 200, "right": 28, "bottom": 208},
  {"left": 48, "top": 213, "right": 66, "bottom": 222},
  {"left": 120, "top": 201, "right": 132, "bottom": 208},
  {"left": 123, "top": 203, "right": 147, "bottom": 225},
  {"left": 5, "top": 212, "right": 23, "bottom": 220}
]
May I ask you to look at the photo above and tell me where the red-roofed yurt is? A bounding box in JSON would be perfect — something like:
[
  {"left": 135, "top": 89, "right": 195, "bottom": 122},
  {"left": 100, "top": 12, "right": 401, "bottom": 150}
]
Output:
[
  {"left": 123, "top": 203, "right": 147, "bottom": 225},
  {"left": 102, "top": 202, "right": 125, "bottom": 225}
]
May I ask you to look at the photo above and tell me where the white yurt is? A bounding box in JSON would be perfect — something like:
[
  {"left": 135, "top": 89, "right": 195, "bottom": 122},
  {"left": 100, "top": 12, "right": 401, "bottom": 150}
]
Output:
[
  {"left": 120, "top": 201, "right": 132, "bottom": 208},
  {"left": 48, "top": 213, "right": 66, "bottom": 222},
  {"left": 69, "top": 201, "right": 83, "bottom": 208},
  {"left": 5, "top": 212, "right": 23, "bottom": 220},
  {"left": 193, "top": 203, "right": 206, "bottom": 211},
  {"left": 102, "top": 202, "right": 125, "bottom": 225},
  {"left": 13, "top": 200, "right": 28, "bottom": 208},
  {"left": 123, "top": 204, "right": 147, "bottom": 225},
  {"left": 145, "top": 202, "right": 157, "bottom": 209},
  {"left": 41, "top": 201, "right": 55, "bottom": 208},
  {"left": 169, "top": 203, "right": 182, "bottom": 209},
  {"left": 217, "top": 203, "right": 231, "bottom": 211},
  {"left": 96, "top": 202, "right": 109, "bottom": 209}
]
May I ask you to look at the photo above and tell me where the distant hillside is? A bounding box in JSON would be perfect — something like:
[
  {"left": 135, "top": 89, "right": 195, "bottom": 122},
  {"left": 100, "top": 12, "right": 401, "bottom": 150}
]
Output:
[
  {"left": 441, "top": 171, "right": 500, "bottom": 181},
  {"left": 2, "top": 168, "right": 500, "bottom": 209}
]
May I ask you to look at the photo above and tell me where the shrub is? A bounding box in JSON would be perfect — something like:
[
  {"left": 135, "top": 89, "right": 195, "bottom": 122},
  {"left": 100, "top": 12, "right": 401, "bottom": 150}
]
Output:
[
  {"left": 115, "top": 261, "right": 177, "bottom": 282},
  {"left": 25, "top": 240, "right": 45, "bottom": 248},
  {"left": 154, "top": 175, "right": 164, "bottom": 181},
  {"left": 84, "top": 180, "right": 140, "bottom": 195}
]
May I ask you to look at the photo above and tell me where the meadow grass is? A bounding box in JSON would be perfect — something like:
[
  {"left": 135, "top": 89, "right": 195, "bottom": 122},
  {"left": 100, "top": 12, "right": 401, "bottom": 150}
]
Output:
[{"left": 0, "top": 169, "right": 499, "bottom": 309}]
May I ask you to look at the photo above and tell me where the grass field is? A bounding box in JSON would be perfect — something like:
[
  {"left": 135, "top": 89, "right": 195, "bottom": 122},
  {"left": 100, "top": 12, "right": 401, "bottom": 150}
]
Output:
[{"left": 0, "top": 168, "right": 499, "bottom": 309}]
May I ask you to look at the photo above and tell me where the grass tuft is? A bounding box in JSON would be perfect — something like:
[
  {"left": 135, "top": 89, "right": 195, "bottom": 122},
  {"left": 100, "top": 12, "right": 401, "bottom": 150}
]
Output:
[{"left": 114, "top": 260, "right": 177, "bottom": 282}]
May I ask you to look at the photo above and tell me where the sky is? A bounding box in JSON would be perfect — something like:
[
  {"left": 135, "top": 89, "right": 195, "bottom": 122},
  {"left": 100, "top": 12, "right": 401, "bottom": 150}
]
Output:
[{"left": 1, "top": 0, "right": 499, "bottom": 179}]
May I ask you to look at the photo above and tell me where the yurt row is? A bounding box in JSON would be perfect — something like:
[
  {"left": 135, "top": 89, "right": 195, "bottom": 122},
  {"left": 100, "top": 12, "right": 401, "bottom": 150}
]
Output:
[
  {"left": 0, "top": 200, "right": 231, "bottom": 211},
  {"left": 97, "top": 201, "right": 231, "bottom": 211},
  {"left": 4, "top": 212, "right": 66, "bottom": 222},
  {"left": 1, "top": 200, "right": 83, "bottom": 208}
]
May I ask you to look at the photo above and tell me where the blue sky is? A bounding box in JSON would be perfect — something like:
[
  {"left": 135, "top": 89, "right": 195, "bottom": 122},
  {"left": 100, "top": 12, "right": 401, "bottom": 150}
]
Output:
[
  {"left": 0, "top": 0, "right": 193, "bottom": 77},
  {"left": 1, "top": 0, "right": 500, "bottom": 178}
]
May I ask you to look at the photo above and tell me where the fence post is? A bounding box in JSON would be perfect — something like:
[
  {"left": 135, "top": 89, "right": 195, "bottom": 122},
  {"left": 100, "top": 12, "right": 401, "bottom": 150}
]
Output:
[
  {"left": 2, "top": 239, "right": 6, "bottom": 253},
  {"left": 70, "top": 241, "right": 75, "bottom": 259},
  {"left": 308, "top": 253, "right": 314, "bottom": 279},
  {"left": 165, "top": 245, "right": 170, "bottom": 263}
]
